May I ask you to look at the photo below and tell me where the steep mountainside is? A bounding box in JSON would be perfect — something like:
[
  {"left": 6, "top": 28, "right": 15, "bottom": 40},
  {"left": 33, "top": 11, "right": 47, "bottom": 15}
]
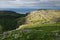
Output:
[
  {"left": 0, "top": 11, "right": 26, "bottom": 32},
  {"left": 18, "top": 10, "right": 60, "bottom": 29},
  {"left": 25, "top": 10, "right": 60, "bottom": 24}
]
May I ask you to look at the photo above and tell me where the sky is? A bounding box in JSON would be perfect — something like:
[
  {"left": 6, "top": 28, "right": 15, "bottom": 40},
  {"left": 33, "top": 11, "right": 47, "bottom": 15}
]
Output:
[
  {"left": 0, "top": 0, "right": 60, "bottom": 8},
  {"left": 0, "top": 0, "right": 60, "bottom": 13}
]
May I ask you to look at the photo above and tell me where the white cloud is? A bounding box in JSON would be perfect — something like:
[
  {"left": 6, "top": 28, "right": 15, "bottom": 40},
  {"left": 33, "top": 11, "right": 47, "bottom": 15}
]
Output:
[
  {"left": 0, "top": 0, "right": 15, "bottom": 1},
  {"left": 0, "top": 0, "right": 60, "bottom": 8},
  {"left": 39, "top": 0, "right": 49, "bottom": 2}
]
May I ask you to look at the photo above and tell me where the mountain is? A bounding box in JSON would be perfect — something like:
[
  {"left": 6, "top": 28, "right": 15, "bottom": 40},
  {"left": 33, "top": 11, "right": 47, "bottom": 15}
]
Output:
[
  {"left": 0, "top": 10, "right": 60, "bottom": 40},
  {"left": 0, "top": 11, "right": 26, "bottom": 33},
  {"left": 18, "top": 10, "right": 60, "bottom": 29},
  {"left": 25, "top": 10, "right": 60, "bottom": 24},
  {"left": 1, "top": 10, "right": 60, "bottom": 31}
]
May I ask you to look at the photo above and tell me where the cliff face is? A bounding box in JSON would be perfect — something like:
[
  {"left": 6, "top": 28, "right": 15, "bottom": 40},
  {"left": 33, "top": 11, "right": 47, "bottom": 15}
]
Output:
[{"left": 25, "top": 10, "right": 60, "bottom": 24}]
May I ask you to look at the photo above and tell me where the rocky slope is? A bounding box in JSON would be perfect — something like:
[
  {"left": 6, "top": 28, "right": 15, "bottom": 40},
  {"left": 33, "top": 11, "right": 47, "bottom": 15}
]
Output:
[
  {"left": 25, "top": 10, "right": 60, "bottom": 24},
  {"left": 18, "top": 10, "right": 60, "bottom": 29}
]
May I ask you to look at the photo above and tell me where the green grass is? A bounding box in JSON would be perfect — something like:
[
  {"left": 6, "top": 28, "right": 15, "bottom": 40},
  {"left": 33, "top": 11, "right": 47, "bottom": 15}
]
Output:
[
  {"left": 20, "top": 23, "right": 60, "bottom": 31},
  {"left": 0, "top": 23, "right": 60, "bottom": 40},
  {"left": 0, "top": 29, "right": 59, "bottom": 40}
]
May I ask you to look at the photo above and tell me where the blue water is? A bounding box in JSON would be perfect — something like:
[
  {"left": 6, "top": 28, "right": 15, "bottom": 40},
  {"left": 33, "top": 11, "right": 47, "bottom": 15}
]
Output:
[
  {"left": 0, "top": 8, "right": 37, "bottom": 14},
  {"left": 0, "top": 6, "right": 60, "bottom": 14}
]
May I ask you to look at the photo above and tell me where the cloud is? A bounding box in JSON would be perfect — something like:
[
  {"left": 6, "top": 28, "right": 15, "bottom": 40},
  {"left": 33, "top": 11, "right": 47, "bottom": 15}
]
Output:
[
  {"left": 0, "top": 0, "right": 60, "bottom": 8},
  {"left": 0, "top": 0, "right": 15, "bottom": 1}
]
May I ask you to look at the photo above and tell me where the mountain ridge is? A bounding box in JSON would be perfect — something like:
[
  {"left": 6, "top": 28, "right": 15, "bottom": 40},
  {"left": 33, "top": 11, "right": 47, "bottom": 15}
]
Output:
[
  {"left": 18, "top": 10, "right": 60, "bottom": 29},
  {"left": 25, "top": 10, "right": 60, "bottom": 24}
]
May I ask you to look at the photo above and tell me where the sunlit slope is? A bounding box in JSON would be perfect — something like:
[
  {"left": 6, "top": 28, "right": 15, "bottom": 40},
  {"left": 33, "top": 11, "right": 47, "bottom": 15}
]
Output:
[
  {"left": 18, "top": 10, "right": 60, "bottom": 29},
  {"left": 25, "top": 10, "right": 60, "bottom": 24}
]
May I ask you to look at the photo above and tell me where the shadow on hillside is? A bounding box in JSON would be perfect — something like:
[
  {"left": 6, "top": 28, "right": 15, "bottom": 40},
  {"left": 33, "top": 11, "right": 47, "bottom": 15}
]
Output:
[
  {"left": 0, "top": 17, "right": 26, "bottom": 33},
  {"left": 0, "top": 11, "right": 28, "bottom": 33}
]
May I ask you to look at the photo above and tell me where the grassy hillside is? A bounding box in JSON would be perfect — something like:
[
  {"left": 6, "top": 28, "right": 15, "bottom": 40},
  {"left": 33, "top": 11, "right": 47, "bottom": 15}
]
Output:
[
  {"left": 0, "top": 10, "right": 60, "bottom": 40},
  {"left": 0, "top": 23, "right": 60, "bottom": 40}
]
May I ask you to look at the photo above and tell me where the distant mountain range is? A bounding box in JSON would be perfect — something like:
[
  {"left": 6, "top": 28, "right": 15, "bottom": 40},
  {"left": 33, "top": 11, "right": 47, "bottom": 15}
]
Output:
[{"left": 0, "top": 7, "right": 60, "bottom": 14}]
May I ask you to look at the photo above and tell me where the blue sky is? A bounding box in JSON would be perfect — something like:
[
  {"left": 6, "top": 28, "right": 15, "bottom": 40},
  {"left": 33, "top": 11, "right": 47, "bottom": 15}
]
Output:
[{"left": 0, "top": 0, "right": 60, "bottom": 8}]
